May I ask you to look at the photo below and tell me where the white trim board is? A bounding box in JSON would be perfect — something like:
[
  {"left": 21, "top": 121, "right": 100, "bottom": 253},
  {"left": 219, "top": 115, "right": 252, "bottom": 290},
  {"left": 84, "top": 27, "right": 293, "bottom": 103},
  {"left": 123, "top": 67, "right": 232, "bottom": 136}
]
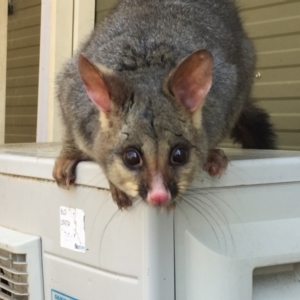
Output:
[{"left": 37, "top": 0, "right": 95, "bottom": 142}]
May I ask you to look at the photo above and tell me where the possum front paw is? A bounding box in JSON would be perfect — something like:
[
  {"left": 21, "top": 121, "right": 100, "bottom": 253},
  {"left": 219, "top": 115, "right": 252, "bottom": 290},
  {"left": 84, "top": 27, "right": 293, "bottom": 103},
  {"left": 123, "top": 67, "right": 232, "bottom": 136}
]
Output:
[
  {"left": 109, "top": 182, "right": 133, "bottom": 210},
  {"left": 204, "top": 149, "right": 228, "bottom": 177},
  {"left": 53, "top": 156, "right": 81, "bottom": 189}
]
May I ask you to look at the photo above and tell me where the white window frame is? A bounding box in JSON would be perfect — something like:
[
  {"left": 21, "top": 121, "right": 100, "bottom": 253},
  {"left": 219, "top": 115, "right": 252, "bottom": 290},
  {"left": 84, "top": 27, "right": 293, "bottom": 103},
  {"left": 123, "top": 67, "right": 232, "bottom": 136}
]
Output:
[{"left": 37, "top": 0, "right": 95, "bottom": 142}]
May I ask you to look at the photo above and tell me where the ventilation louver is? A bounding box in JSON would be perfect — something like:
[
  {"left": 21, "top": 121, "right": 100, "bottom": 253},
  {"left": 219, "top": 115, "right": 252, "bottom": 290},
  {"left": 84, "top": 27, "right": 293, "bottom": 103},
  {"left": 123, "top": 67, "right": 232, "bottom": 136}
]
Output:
[
  {"left": 0, "top": 249, "right": 28, "bottom": 300},
  {"left": 0, "top": 227, "right": 44, "bottom": 300}
]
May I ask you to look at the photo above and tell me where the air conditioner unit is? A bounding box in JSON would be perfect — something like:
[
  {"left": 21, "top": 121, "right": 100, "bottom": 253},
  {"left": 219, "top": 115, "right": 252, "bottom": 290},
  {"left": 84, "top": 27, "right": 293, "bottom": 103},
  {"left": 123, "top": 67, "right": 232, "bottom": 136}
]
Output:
[
  {"left": 0, "top": 227, "right": 44, "bottom": 300},
  {"left": 0, "top": 143, "right": 300, "bottom": 300}
]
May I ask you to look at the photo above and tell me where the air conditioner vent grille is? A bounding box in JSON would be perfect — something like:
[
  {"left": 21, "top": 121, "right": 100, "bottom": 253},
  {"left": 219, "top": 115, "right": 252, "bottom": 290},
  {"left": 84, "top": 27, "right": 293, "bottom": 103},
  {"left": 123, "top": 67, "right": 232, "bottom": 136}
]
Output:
[{"left": 0, "top": 249, "right": 28, "bottom": 300}]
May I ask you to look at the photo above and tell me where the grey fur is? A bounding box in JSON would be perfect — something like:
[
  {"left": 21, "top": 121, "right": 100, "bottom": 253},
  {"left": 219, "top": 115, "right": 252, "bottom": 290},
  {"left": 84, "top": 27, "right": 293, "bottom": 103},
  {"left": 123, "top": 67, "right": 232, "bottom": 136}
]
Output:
[
  {"left": 58, "top": 0, "right": 255, "bottom": 146},
  {"left": 55, "top": 0, "right": 274, "bottom": 207}
]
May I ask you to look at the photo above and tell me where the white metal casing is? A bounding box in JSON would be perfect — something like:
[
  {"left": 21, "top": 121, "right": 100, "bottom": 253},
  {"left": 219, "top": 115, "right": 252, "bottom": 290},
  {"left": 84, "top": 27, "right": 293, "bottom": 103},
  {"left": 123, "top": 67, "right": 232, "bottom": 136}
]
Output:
[
  {"left": 175, "top": 151, "right": 300, "bottom": 300},
  {"left": 0, "top": 143, "right": 174, "bottom": 300},
  {"left": 0, "top": 143, "right": 300, "bottom": 299}
]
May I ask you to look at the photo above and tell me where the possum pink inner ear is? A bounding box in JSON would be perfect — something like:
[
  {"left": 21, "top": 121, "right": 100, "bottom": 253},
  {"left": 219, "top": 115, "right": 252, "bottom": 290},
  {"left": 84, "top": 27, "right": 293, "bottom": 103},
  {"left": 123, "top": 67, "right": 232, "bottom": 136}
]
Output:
[
  {"left": 78, "top": 54, "right": 111, "bottom": 113},
  {"left": 169, "top": 49, "right": 213, "bottom": 113}
]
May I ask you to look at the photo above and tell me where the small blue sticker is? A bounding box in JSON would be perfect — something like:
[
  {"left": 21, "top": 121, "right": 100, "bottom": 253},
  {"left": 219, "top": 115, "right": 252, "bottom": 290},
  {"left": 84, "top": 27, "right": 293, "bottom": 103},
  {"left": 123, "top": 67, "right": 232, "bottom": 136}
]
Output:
[{"left": 51, "top": 289, "right": 78, "bottom": 300}]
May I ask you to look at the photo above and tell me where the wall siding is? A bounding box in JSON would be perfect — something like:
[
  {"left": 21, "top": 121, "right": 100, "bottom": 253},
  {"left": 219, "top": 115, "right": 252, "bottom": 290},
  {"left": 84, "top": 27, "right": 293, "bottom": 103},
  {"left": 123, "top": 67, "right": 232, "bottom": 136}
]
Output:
[
  {"left": 5, "top": 0, "right": 41, "bottom": 143},
  {"left": 222, "top": 0, "right": 300, "bottom": 150},
  {"left": 95, "top": 0, "right": 300, "bottom": 150}
]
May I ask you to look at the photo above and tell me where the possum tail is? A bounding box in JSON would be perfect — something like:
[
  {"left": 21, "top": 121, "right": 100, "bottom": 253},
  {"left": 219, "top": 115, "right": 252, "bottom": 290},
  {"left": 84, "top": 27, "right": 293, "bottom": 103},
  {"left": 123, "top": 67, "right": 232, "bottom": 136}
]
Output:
[{"left": 230, "top": 102, "right": 277, "bottom": 149}]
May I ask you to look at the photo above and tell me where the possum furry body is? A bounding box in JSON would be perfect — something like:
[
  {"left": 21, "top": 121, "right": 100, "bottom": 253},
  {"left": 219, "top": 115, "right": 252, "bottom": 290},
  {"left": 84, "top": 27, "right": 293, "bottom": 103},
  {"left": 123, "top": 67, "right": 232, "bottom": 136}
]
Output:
[{"left": 53, "top": 0, "right": 276, "bottom": 209}]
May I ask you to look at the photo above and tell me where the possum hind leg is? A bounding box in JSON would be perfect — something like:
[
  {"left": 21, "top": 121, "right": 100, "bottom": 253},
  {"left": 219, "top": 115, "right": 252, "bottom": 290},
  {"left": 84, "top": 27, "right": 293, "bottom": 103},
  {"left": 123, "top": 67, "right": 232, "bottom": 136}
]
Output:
[{"left": 230, "top": 102, "right": 277, "bottom": 149}]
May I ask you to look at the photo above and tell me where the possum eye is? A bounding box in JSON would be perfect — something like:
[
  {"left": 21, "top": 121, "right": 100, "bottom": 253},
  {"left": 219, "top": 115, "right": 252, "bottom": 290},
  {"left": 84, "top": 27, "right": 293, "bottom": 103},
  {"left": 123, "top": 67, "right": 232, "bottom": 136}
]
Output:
[
  {"left": 170, "top": 147, "right": 188, "bottom": 165},
  {"left": 123, "top": 149, "right": 142, "bottom": 168}
]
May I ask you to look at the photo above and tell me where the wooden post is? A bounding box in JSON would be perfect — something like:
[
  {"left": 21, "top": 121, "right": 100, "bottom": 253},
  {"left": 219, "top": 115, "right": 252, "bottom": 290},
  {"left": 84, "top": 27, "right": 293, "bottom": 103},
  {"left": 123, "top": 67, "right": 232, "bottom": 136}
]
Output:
[
  {"left": 37, "top": 0, "right": 95, "bottom": 142},
  {"left": 37, "top": 0, "right": 73, "bottom": 142},
  {"left": 73, "top": 0, "right": 95, "bottom": 52}
]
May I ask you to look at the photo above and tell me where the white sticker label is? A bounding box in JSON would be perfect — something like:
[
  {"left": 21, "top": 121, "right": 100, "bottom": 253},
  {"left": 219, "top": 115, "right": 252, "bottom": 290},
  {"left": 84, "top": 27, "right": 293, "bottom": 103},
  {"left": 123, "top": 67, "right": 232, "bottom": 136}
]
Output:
[{"left": 60, "top": 206, "right": 85, "bottom": 253}]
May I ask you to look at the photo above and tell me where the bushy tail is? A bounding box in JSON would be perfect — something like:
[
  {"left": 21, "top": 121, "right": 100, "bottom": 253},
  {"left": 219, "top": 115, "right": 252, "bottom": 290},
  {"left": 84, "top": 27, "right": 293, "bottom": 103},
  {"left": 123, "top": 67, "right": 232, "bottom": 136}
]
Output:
[{"left": 230, "top": 103, "right": 277, "bottom": 149}]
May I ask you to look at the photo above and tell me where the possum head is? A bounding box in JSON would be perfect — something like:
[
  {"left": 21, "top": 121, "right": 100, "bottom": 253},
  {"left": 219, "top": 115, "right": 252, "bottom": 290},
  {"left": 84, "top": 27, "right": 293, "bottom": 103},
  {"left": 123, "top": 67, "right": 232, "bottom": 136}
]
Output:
[{"left": 78, "top": 50, "right": 213, "bottom": 208}]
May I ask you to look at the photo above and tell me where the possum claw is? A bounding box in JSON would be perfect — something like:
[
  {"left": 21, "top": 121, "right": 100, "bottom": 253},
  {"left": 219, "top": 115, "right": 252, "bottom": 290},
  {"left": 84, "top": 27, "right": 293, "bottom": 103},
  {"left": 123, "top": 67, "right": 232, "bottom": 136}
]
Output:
[
  {"left": 204, "top": 149, "right": 228, "bottom": 177},
  {"left": 53, "top": 156, "right": 80, "bottom": 189}
]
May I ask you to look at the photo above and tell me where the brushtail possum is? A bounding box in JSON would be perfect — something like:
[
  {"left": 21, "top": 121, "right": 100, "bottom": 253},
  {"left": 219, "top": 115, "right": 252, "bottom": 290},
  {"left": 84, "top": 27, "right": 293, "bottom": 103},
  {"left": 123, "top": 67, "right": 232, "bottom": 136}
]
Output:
[{"left": 53, "top": 0, "right": 276, "bottom": 209}]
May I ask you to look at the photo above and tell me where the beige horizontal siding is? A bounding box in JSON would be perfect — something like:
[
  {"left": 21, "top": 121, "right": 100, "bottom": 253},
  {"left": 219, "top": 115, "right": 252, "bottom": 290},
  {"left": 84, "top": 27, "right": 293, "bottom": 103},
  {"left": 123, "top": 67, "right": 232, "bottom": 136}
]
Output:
[
  {"left": 6, "top": 86, "right": 38, "bottom": 97},
  {"left": 6, "top": 115, "right": 37, "bottom": 126},
  {"left": 7, "top": 35, "right": 40, "bottom": 50},
  {"left": 237, "top": 0, "right": 297, "bottom": 9},
  {"left": 6, "top": 96, "right": 38, "bottom": 107},
  {"left": 6, "top": 106, "right": 37, "bottom": 115},
  {"left": 7, "top": 75, "right": 39, "bottom": 89},
  {"left": 10, "top": 4, "right": 41, "bottom": 17},
  {"left": 5, "top": 0, "right": 41, "bottom": 143},
  {"left": 8, "top": 15, "right": 40, "bottom": 32},
  {"left": 241, "top": 0, "right": 300, "bottom": 150},
  {"left": 6, "top": 125, "right": 36, "bottom": 135},
  {"left": 252, "top": 68, "right": 300, "bottom": 99},
  {"left": 276, "top": 132, "right": 300, "bottom": 150},
  {"left": 221, "top": 0, "right": 300, "bottom": 150},
  {"left": 255, "top": 35, "right": 300, "bottom": 52},
  {"left": 8, "top": 25, "right": 41, "bottom": 41},
  {"left": 5, "top": 135, "right": 36, "bottom": 143},
  {"left": 7, "top": 46, "right": 40, "bottom": 59}
]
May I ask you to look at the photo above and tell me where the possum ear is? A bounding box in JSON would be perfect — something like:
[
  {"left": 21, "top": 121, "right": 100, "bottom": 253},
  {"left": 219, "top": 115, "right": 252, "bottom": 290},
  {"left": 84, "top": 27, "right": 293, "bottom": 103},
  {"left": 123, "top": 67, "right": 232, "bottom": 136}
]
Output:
[
  {"left": 78, "top": 54, "right": 111, "bottom": 113},
  {"left": 168, "top": 49, "right": 213, "bottom": 113}
]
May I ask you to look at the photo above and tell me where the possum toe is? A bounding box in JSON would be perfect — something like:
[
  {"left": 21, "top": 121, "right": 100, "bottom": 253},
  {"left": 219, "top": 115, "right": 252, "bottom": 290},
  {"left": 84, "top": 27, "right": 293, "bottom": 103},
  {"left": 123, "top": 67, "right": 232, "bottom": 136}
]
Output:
[
  {"left": 204, "top": 149, "right": 228, "bottom": 177},
  {"left": 53, "top": 156, "right": 80, "bottom": 189}
]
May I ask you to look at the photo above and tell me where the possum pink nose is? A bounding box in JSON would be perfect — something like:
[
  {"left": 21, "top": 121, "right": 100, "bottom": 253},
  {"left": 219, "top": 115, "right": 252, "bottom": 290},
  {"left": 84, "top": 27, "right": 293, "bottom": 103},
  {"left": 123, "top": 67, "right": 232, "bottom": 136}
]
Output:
[
  {"left": 149, "top": 191, "right": 170, "bottom": 206},
  {"left": 147, "top": 173, "right": 170, "bottom": 206}
]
